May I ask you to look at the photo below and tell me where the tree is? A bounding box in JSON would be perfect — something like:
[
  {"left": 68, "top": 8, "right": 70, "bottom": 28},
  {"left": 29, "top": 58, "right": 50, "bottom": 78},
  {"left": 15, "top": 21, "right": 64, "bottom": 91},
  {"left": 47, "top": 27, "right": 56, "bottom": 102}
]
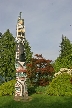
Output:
[
  {"left": 26, "top": 54, "right": 54, "bottom": 86},
  {"left": 24, "top": 39, "right": 33, "bottom": 64},
  {"left": 0, "top": 29, "right": 16, "bottom": 82},
  {"left": 59, "top": 35, "right": 72, "bottom": 58},
  {"left": 54, "top": 35, "right": 72, "bottom": 72}
]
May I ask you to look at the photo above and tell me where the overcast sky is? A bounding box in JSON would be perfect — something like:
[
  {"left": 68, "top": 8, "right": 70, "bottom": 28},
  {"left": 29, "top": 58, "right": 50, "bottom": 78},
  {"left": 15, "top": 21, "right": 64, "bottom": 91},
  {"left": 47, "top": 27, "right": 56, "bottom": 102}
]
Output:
[{"left": 0, "top": 0, "right": 72, "bottom": 61}]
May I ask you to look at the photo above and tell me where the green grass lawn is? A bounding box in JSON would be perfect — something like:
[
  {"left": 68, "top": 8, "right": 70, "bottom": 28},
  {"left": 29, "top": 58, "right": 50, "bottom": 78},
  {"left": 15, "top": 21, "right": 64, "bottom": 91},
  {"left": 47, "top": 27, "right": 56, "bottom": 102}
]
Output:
[{"left": 0, "top": 94, "right": 72, "bottom": 108}]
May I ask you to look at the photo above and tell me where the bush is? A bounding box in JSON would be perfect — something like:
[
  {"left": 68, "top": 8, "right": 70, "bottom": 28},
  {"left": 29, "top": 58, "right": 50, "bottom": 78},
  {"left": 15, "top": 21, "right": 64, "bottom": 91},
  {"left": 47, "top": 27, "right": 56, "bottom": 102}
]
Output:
[
  {"left": 45, "top": 73, "right": 72, "bottom": 96},
  {"left": 35, "top": 86, "right": 48, "bottom": 94},
  {"left": 0, "top": 80, "right": 16, "bottom": 96},
  {"left": 28, "top": 86, "right": 36, "bottom": 95}
]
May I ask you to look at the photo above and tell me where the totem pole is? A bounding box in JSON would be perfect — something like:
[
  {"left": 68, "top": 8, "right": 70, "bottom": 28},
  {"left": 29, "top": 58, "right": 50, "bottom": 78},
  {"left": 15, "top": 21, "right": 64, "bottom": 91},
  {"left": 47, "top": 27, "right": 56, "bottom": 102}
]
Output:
[{"left": 15, "top": 12, "right": 28, "bottom": 99}]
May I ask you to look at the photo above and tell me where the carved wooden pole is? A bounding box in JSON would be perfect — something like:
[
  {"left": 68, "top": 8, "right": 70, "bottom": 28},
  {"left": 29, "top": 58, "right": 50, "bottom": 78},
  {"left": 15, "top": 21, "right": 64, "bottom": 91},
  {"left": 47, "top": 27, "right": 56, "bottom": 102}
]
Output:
[{"left": 14, "top": 12, "right": 28, "bottom": 100}]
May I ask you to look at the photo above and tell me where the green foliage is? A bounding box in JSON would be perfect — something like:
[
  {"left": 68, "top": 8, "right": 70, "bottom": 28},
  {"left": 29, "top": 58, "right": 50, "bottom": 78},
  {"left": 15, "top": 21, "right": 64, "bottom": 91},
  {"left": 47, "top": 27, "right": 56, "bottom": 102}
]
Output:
[
  {"left": 60, "top": 35, "right": 72, "bottom": 57},
  {"left": 0, "top": 76, "right": 4, "bottom": 85},
  {"left": 45, "top": 73, "right": 72, "bottom": 96},
  {"left": 0, "top": 30, "right": 33, "bottom": 82},
  {"left": 28, "top": 86, "right": 36, "bottom": 95},
  {"left": 54, "top": 35, "right": 72, "bottom": 72},
  {"left": 0, "top": 29, "right": 16, "bottom": 81},
  {"left": 26, "top": 79, "right": 36, "bottom": 95},
  {"left": 0, "top": 80, "right": 16, "bottom": 96},
  {"left": 54, "top": 55, "right": 72, "bottom": 72},
  {"left": 35, "top": 86, "right": 48, "bottom": 94},
  {"left": 24, "top": 39, "right": 33, "bottom": 64}
]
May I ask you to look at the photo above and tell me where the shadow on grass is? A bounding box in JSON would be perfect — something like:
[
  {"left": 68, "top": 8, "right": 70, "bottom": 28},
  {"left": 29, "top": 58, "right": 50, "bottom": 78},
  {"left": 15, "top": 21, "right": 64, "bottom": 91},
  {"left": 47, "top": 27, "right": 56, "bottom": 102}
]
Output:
[{"left": 0, "top": 95, "right": 72, "bottom": 108}]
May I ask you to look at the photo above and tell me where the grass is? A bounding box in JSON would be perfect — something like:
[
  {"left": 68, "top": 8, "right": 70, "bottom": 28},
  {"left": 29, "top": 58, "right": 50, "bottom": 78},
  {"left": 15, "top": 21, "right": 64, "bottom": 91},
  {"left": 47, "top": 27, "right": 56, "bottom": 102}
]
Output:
[{"left": 0, "top": 94, "right": 72, "bottom": 108}]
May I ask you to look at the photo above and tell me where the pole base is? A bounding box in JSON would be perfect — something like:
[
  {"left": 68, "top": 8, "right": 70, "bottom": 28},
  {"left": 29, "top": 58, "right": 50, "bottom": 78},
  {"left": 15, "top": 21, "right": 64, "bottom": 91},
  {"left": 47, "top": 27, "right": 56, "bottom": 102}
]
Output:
[{"left": 14, "top": 96, "right": 32, "bottom": 102}]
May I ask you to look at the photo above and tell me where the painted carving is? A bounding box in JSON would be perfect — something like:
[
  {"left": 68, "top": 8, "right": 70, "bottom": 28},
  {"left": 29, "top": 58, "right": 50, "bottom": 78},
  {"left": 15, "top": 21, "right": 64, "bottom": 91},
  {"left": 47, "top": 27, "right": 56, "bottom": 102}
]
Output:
[{"left": 15, "top": 12, "right": 28, "bottom": 98}]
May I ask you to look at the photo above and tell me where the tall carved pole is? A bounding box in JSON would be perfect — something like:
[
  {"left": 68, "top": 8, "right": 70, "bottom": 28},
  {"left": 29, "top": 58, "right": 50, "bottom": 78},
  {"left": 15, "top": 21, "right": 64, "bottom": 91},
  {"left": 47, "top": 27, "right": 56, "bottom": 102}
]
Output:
[{"left": 14, "top": 12, "right": 28, "bottom": 100}]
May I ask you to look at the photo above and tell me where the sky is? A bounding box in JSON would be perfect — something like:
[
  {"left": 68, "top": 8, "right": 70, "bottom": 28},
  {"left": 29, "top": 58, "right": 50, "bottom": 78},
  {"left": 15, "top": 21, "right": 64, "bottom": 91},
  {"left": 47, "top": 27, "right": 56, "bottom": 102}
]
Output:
[{"left": 0, "top": 0, "right": 72, "bottom": 61}]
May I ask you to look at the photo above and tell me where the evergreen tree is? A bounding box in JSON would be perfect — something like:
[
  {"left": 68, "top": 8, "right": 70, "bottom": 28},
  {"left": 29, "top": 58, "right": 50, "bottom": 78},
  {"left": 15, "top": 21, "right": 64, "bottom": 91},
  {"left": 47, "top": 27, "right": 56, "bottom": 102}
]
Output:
[
  {"left": 0, "top": 29, "right": 16, "bottom": 82},
  {"left": 0, "top": 30, "right": 33, "bottom": 82},
  {"left": 24, "top": 39, "right": 33, "bottom": 64},
  {"left": 59, "top": 35, "right": 72, "bottom": 58},
  {"left": 54, "top": 35, "right": 72, "bottom": 72}
]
